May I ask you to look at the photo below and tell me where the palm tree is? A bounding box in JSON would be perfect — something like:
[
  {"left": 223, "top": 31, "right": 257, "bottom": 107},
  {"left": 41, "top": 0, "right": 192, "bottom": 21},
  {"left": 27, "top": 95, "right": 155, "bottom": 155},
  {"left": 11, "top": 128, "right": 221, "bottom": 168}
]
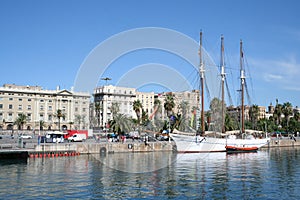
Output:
[
  {"left": 274, "top": 103, "right": 283, "bottom": 127},
  {"left": 133, "top": 100, "right": 143, "bottom": 124},
  {"left": 249, "top": 104, "right": 259, "bottom": 130},
  {"left": 164, "top": 93, "right": 175, "bottom": 117},
  {"left": 176, "top": 101, "right": 189, "bottom": 131},
  {"left": 14, "top": 113, "right": 27, "bottom": 130},
  {"left": 294, "top": 110, "right": 300, "bottom": 122},
  {"left": 282, "top": 102, "right": 293, "bottom": 128},
  {"left": 141, "top": 109, "right": 149, "bottom": 126},
  {"left": 109, "top": 113, "right": 133, "bottom": 134},
  {"left": 209, "top": 97, "right": 223, "bottom": 132},
  {"left": 68, "top": 121, "right": 74, "bottom": 130},
  {"left": 225, "top": 113, "right": 237, "bottom": 131},
  {"left": 39, "top": 120, "right": 45, "bottom": 130},
  {"left": 95, "top": 102, "right": 102, "bottom": 128},
  {"left": 110, "top": 102, "right": 120, "bottom": 118},
  {"left": 205, "top": 111, "right": 211, "bottom": 130},
  {"left": 55, "top": 109, "right": 65, "bottom": 130},
  {"left": 151, "top": 99, "right": 161, "bottom": 120}
]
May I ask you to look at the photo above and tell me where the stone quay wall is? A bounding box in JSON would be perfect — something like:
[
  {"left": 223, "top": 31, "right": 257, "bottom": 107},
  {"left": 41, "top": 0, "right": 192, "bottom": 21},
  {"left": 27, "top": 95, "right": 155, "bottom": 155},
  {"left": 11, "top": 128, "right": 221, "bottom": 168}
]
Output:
[
  {"left": 262, "top": 138, "right": 300, "bottom": 148},
  {"left": 34, "top": 141, "right": 174, "bottom": 154}
]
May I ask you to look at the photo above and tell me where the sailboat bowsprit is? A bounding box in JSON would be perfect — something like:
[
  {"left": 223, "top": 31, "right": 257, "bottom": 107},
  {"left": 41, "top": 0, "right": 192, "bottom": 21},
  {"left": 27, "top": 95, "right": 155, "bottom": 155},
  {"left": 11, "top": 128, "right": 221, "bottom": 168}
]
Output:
[{"left": 170, "top": 32, "right": 270, "bottom": 153}]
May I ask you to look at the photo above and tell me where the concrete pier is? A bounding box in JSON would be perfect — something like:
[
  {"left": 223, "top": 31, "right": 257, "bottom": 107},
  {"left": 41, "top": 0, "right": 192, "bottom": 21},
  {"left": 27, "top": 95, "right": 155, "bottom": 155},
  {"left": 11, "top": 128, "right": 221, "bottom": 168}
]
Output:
[
  {"left": 1, "top": 137, "right": 300, "bottom": 159},
  {"left": 262, "top": 137, "right": 300, "bottom": 148},
  {"left": 34, "top": 141, "right": 174, "bottom": 154}
]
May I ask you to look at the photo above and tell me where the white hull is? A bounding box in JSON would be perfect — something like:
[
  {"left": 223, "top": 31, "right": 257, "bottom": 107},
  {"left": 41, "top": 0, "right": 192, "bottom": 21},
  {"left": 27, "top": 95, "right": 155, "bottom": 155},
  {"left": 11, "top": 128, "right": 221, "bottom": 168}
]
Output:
[{"left": 170, "top": 133, "right": 270, "bottom": 153}]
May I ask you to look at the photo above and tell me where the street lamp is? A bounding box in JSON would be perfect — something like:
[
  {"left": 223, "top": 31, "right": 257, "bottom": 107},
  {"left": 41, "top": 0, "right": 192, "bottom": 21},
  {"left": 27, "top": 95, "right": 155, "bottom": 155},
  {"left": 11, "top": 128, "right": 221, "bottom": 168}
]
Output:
[
  {"left": 101, "top": 77, "right": 111, "bottom": 85},
  {"left": 100, "top": 77, "right": 111, "bottom": 132}
]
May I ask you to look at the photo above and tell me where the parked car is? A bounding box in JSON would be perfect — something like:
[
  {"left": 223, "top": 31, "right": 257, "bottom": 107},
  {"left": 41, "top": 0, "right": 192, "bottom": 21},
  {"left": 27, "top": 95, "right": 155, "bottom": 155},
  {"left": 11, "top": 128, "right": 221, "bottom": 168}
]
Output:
[
  {"left": 68, "top": 133, "right": 86, "bottom": 142},
  {"left": 19, "top": 134, "right": 32, "bottom": 139}
]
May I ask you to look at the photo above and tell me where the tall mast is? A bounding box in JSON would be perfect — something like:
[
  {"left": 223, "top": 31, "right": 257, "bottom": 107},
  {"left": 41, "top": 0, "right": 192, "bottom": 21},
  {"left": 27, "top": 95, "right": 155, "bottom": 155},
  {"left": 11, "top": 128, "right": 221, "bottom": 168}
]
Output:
[
  {"left": 220, "top": 35, "right": 226, "bottom": 133},
  {"left": 240, "top": 40, "right": 245, "bottom": 133},
  {"left": 199, "top": 31, "right": 205, "bottom": 134}
]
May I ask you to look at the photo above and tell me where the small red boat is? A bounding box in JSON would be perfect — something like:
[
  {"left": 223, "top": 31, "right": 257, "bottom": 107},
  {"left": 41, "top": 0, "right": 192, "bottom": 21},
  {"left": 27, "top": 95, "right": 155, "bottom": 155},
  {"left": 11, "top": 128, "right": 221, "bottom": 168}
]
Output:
[{"left": 225, "top": 145, "right": 258, "bottom": 153}]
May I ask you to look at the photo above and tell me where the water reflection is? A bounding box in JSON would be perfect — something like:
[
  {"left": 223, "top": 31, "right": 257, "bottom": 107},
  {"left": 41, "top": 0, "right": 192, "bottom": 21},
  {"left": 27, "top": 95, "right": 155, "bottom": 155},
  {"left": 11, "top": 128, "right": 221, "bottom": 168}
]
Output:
[{"left": 0, "top": 148, "right": 299, "bottom": 199}]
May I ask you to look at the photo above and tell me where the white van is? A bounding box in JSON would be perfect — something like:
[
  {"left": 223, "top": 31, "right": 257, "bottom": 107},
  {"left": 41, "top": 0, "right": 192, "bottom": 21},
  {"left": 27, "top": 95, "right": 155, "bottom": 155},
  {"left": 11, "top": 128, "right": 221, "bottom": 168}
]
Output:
[
  {"left": 67, "top": 134, "right": 86, "bottom": 142},
  {"left": 44, "top": 131, "right": 66, "bottom": 143}
]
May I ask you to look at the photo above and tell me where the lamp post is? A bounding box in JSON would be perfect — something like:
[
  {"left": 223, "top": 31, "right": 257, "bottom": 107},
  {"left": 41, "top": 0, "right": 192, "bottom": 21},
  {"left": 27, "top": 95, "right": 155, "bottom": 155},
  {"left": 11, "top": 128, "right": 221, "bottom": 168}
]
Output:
[
  {"left": 101, "top": 77, "right": 111, "bottom": 133},
  {"left": 101, "top": 77, "right": 111, "bottom": 86}
]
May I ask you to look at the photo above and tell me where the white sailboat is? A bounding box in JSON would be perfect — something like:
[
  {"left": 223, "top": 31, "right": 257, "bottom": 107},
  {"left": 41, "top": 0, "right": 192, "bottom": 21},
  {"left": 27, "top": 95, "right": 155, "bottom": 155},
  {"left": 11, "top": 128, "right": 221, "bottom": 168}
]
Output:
[{"left": 170, "top": 32, "right": 270, "bottom": 153}]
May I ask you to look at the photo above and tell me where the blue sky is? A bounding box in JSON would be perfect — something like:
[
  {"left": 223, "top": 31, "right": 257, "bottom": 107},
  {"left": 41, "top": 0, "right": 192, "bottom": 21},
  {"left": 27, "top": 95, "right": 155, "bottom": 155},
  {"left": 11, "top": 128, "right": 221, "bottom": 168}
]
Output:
[{"left": 0, "top": 0, "right": 300, "bottom": 108}]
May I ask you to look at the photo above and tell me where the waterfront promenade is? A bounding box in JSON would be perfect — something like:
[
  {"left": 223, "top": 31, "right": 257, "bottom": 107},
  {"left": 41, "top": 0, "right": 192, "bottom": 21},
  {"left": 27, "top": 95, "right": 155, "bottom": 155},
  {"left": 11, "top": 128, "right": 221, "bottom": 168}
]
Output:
[{"left": 0, "top": 132, "right": 300, "bottom": 158}]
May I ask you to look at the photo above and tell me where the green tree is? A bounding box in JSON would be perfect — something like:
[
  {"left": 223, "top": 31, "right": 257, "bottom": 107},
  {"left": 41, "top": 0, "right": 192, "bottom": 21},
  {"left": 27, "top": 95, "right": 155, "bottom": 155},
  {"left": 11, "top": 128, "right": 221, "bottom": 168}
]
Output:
[
  {"left": 176, "top": 101, "right": 189, "bottom": 131},
  {"left": 153, "top": 99, "right": 161, "bottom": 120},
  {"left": 14, "top": 113, "right": 27, "bottom": 130},
  {"left": 294, "top": 110, "right": 300, "bottom": 122},
  {"left": 225, "top": 113, "right": 237, "bottom": 131},
  {"left": 209, "top": 97, "right": 223, "bottom": 132},
  {"left": 273, "top": 103, "right": 283, "bottom": 126},
  {"left": 110, "top": 102, "right": 120, "bottom": 118},
  {"left": 205, "top": 111, "right": 211, "bottom": 131},
  {"left": 133, "top": 100, "right": 143, "bottom": 124},
  {"left": 95, "top": 101, "right": 102, "bottom": 128},
  {"left": 249, "top": 104, "right": 259, "bottom": 130},
  {"left": 164, "top": 93, "right": 175, "bottom": 117},
  {"left": 75, "top": 115, "right": 84, "bottom": 129},
  {"left": 109, "top": 114, "right": 132, "bottom": 134},
  {"left": 55, "top": 109, "right": 65, "bottom": 130},
  {"left": 39, "top": 120, "right": 46, "bottom": 130},
  {"left": 282, "top": 102, "right": 293, "bottom": 129},
  {"left": 141, "top": 109, "right": 149, "bottom": 126},
  {"left": 68, "top": 121, "right": 74, "bottom": 130}
]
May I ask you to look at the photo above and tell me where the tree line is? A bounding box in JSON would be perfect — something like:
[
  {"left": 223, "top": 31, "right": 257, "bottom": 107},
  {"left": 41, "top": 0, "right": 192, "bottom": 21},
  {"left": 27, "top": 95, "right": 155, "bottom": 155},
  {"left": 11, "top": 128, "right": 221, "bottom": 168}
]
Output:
[{"left": 93, "top": 94, "right": 300, "bottom": 135}]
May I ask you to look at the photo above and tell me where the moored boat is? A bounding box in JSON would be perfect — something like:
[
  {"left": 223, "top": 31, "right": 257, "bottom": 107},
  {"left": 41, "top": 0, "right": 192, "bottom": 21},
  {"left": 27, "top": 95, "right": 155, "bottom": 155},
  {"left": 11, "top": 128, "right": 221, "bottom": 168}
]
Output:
[
  {"left": 225, "top": 145, "right": 258, "bottom": 153},
  {"left": 170, "top": 32, "right": 270, "bottom": 153}
]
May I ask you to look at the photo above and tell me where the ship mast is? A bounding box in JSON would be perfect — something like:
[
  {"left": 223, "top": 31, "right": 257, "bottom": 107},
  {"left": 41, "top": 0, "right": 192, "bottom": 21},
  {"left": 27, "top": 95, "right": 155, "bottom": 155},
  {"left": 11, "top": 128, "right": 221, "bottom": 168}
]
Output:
[
  {"left": 220, "top": 35, "right": 226, "bottom": 133},
  {"left": 199, "top": 31, "right": 205, "bottom": 135},
  {"left": 240, "top": 40, "right": 245, "bottom": 134}
]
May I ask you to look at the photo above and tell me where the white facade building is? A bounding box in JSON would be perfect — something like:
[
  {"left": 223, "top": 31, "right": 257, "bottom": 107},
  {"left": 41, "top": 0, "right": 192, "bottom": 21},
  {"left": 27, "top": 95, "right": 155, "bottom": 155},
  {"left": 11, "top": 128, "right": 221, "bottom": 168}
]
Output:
[{"left": 0, "top": 84, "right": 90, "bottom": 131}]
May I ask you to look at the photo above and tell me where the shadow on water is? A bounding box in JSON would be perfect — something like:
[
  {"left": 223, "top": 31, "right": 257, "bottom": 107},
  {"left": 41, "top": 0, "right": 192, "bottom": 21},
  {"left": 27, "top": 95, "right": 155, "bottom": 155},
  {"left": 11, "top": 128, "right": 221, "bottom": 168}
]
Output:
[{"left": 0, "top": 158, "right": 28, "bottom": 165}]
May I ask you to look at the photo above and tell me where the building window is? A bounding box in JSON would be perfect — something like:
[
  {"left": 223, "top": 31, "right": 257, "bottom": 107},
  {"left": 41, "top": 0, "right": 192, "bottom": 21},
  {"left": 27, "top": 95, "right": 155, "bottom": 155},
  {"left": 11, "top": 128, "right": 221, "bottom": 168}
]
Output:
[
  {"left": 8, "top": 113, "right": 13, "bottom": 121},
  {"left": 40, "top": 99, "right": 44, "bottom": 102},
  {"left": 0, "top": 113, "right": 2, "bottom": 121},
  {"left": 19, "top": 98, "right": 22, "bottom": 101},
  {"left": 28, "top": 99, "right": 31, "bottom": 101},
  {"left": 40, "top": 114, "right": 44, "bottom": 121},
  {"left": 40, "top": 105, "right": 44, "bottom": 111},
  {"left": 48, "top": 106, "right": 52, "bottom": 111},
  {"left": 0, "top": 104, "right": 2, "bottom": 109},
  {"left": 9, "top": 98, "right": 13, "bottom": 101},
  {"left": 27, "top": 114, "right": 31, "bottom": 121},
  {"left": 8, "top": 104, "right": 13, "bottom": 109},
  {"left": 27, "top": 105, "right": 31, "bottom": 110},
  {"left": 48, "top": 115, "right": 52, "bottom": 121},
  {"left": 75, "top": 107, "right": 78, "bottom": 112},
  {"left": 82, "top": 108, "right": 86, "bottom": 112},
  {"left": 18, "top": 105, "right": 22, "bottom": 110}
]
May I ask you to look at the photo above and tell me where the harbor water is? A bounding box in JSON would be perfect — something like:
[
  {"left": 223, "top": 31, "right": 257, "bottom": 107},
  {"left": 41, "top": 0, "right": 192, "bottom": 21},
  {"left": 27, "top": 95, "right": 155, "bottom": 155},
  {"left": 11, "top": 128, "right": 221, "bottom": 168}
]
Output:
[{"left": 0, "top": 147, "right": 299, "bottom": 199}]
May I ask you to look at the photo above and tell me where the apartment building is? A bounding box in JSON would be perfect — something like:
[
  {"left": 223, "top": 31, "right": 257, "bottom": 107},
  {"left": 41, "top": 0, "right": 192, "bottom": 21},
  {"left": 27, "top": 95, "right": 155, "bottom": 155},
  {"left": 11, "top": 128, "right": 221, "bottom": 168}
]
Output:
[
  {"left": 93, "top": 85, "right": 136, "bottom": 128},
  {"left": 155, "top": 90, "right": 200, "bottom": 121},
  {"left": 0, "top": 84, "right": 90, "bottom": 131},
  {"left": 93, "top": 85, "right": 200, "bottom": 128},
  {"left": 227, "top": 105, "right": 266, "bottom": 122},
  {"left": 136, "top": 91, "right": 155, "bottom": 117}
]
